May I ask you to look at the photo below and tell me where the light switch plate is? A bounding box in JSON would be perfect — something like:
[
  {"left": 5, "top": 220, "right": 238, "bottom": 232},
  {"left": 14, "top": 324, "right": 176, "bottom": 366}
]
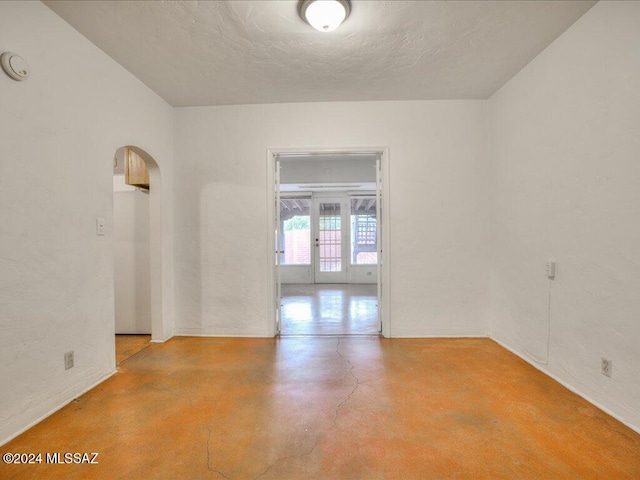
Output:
[{"left": 96, "top": 218, "right": 106, "bottom": 236}]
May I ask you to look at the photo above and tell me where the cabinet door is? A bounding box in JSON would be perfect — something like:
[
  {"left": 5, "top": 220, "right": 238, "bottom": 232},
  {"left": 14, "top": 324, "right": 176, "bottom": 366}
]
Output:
[{"left": 125, "top": 148, "right": 149, "bottom": 188}]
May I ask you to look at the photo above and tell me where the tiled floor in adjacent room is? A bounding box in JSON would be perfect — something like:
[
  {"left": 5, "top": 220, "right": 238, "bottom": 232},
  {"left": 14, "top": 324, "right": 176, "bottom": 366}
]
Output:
[{"left": 2, "top": 337, "right": 639, "bottom": 479}]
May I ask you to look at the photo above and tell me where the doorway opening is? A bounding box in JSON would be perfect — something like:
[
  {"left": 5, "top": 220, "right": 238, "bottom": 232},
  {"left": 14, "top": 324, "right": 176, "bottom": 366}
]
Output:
[
  {"left": 267, "top": 149, "right": 390, "bottom": 337},
  {"left": 112, "top": 146, "right": 163, "bottom": 364}
]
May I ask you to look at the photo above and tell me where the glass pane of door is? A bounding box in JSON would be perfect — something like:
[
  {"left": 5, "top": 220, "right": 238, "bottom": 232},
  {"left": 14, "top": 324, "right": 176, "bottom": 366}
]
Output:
[
  {"left": 350, "top": 197, "right": 377, "bottom": 265},
  {"left": 280, "top": 197, "right": 311, "bottom": 265},
  {"left": 318, "top": 202, "right": 342, "bottom": 272}
]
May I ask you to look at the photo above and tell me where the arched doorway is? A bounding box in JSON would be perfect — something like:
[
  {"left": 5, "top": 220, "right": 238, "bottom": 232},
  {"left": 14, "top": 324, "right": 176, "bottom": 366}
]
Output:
[{"left": 112, "top": 146, "right": 164, "bottom": 363}]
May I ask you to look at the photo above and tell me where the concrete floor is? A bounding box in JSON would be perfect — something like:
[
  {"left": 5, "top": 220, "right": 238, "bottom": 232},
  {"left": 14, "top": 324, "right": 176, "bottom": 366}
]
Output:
[
  {"left": 2, "top": 337, "right": 639, "bottom": 479},
  {"left": 115, "top": 334, "right": 151, "bottom": 365},
  {"left": 281, "top": 284, "right": 378, "bottom": 335}
]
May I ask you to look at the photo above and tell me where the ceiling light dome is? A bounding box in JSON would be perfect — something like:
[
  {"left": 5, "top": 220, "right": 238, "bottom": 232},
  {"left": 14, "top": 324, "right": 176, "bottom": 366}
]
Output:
[{"left": 300, "top": 0, "right": 351, "bottom": 32}]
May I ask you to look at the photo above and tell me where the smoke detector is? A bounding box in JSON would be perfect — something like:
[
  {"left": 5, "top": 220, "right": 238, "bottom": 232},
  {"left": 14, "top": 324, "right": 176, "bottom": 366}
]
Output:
[{"left": 1, "top": 52, "right": 30, "bottom": 81}]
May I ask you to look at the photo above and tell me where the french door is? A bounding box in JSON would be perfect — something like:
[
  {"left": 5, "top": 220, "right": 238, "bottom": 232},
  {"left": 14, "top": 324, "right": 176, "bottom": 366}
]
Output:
[
  {"left": 274, "top": 159, "right": 282, "bottom": 334},
  {"left": 313, "top": 197, "right": 348, "bottom": 283}
]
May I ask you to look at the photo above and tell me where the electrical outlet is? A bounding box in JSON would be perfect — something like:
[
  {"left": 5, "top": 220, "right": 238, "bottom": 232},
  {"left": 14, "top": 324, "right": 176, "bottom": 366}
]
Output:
[
  {"left": 64, "top": 351, "right": 74, "bottom": 370},
  {"left": 546, "top": 260, "right": 556, "bottom": 279},
  {"left": 601, "top": 357, "right": 612, "bottom": 378}
]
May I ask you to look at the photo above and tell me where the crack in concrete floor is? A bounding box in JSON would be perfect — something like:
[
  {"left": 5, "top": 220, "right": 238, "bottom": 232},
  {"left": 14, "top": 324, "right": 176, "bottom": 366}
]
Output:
[
  {"left": 5, "top": 337, "right": 640, "bottom": 479},
  {"left": 253, "top": 433, "right": 321, "bottom": 480},
  {"left": 206, "top": 425, "right": 231, "bottom": 480},
  {"left": 332, "top": 337, "right": 361, "bottom": 428},
  {"left": 253, "top": 338, "right": 361, "bottom": 479}
]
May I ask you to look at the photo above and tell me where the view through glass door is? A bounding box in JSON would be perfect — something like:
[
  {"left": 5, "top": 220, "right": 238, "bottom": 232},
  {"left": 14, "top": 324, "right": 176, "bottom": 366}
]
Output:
[
  {"left": 314, "top": 197, "right": 348, "bottom": 283},
  {"left": 272, "top": 149, "right": 387, "bottom": 336}
]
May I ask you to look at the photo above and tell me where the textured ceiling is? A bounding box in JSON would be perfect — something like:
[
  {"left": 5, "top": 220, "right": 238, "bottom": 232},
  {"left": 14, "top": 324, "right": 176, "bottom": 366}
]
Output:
[{"left": 43, "top": 0, "right": 596, "bottom": 107}]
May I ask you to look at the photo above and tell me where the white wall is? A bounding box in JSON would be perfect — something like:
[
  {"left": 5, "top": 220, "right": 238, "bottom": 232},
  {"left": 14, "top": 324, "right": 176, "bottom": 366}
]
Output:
[
  {"left": 489, "top": 1, "right": 640, "bottom": 432},
  {"left": 174, "top": 100, "right": 490, "bottom": 337},
  {"left": 281, "top": 265, "right": 313, "bottom": 284},
  {"left": 113, "top": 175, "right": 151, "bottom": 334},
  {"left": 0, "top": 1, "right": 174, "bottom": 445},
  {"left": 280, "top": 157, "right": 376, "bottom": 184},
  {"left": 349, "top": 266, "right": 377, "bottom": 284}
]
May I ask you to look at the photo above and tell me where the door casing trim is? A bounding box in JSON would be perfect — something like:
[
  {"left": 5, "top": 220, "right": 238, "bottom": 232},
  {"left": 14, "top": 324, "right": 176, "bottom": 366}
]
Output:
[{"left": 266, "top": 147, "right": 390, "bottom": 337}]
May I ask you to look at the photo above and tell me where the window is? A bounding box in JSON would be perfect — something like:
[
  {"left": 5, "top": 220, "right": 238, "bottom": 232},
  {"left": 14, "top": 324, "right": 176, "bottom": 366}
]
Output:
[
  {"left": 350, "top": 197, "right": 377, "bottom": 265},
  {"left": 280, "top": 198, "right": 311, "bottom": 265}
]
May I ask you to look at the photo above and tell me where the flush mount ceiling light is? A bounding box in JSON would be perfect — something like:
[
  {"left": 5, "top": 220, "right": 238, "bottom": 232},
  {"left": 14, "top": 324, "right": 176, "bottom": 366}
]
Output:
[{"left": 299, "top": 0, "right": 351, "bottom": 32}]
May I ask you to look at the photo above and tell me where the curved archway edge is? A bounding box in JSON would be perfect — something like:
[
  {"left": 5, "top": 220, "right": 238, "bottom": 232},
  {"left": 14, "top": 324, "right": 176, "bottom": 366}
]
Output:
[{"left": 114, "top": 145, "right": 167, "bottom": 343}]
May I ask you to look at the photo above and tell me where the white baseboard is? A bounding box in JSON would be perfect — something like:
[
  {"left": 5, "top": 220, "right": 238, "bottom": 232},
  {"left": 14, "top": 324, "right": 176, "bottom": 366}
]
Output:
[
  {"left": 0, "top": 370, "right": 117, "bottom": 447},
  {"left": 389, "top": 331, "right": 489, "bottom": 338},
  {"left": 173, "top": 332, "right": 270, "bottom": 338},
  {"left": 150, "top": 334, "right": 174, "bottom": 344},
  {"left": 389, "top": 334, "right": 489, "bottom": 338},
  {"left": 491, "top": 336, "right": 640, "bottom": 435}
]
